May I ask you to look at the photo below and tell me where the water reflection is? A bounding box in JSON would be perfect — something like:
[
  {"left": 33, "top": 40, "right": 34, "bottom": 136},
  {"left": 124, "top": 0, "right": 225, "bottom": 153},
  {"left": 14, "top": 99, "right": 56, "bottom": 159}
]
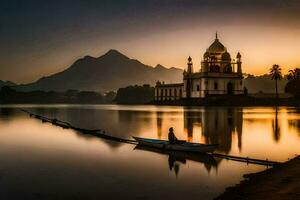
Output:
[
  {"left": 155, "top": 107, "right": 243, "bottom": 153},
  {"left": 191, "top": 108, "right": 243, "bottom": 153},
  {"left": 184, "top": 109, "right": 201, "bottom": 142},
  {"left": 157, "top": 111, "right": 163, "bottom": 139},
  {"left": 0, "top": 108, "right": 19, "bottom": 120},
  {"left": 1, "top": 105, "right": 300, "bottom": 155},
  {"left": 272, "top": 107, "right": 281, "bottom": 142},
  {"left": 288, "top": 120, "right": 300, "bottom": 133},
  {"left": 1, "top": 105, "right": 300, "bottom": 199},
  {"left": 134, "top": 145, "right": 218, "bottom": 177}
]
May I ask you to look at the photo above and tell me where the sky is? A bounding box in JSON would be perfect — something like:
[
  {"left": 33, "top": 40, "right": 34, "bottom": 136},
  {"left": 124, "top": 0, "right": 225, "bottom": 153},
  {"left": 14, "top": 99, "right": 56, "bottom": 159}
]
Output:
[{"left": 1, "top": 0, "right": 300, "bottom": 83}]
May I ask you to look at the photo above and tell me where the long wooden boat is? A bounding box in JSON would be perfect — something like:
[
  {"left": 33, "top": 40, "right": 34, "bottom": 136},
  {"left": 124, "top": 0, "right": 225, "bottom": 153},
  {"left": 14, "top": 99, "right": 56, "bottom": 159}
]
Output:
[{"left": 132, "top": 136, "right": 218, "bottom": 153}]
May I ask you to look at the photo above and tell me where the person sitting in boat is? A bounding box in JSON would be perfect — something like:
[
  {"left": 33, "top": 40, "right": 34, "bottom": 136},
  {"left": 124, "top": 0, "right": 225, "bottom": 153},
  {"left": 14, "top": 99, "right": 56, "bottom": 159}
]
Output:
[{"left": 168, "top": 127, "right": 178, "bottom": 144}]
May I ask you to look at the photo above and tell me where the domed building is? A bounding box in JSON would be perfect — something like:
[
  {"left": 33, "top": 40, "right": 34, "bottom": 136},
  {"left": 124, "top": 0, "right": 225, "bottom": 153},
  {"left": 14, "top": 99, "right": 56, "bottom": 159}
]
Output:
[{"left": 155, "top": 33, "right": 244, "bottom": 101}]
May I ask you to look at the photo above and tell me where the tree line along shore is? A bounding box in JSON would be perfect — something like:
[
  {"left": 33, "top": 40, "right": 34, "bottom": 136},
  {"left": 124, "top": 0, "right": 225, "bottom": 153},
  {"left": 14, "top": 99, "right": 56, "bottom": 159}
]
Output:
[
  {"left": 0, "top": 67, "right": 299, "bottom": 105},
  {"left": 0, "top": 83, "right": 299, "bottom": 105}
]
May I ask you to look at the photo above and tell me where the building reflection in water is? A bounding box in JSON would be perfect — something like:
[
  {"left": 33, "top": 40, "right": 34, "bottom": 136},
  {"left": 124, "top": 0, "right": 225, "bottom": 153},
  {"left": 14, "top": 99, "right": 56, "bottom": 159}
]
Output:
[
  {"left": 157, "top": 107, "right": 243, "bottom": 154},
  {"left": 199, "top": 108, "right": 243, "bottom": 153},
  {"left": 184, "top": 109, "right": 201, "bottom": 142},
  {"left": 157, "top": 111, "right": 163, "bottom": 139}
]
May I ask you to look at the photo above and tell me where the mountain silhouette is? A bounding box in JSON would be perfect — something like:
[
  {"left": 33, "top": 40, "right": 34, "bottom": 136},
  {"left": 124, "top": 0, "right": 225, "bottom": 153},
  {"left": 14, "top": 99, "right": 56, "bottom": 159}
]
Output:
[
  {"left": 0, "top": 80, "right": 16, "bottom": 88},
  {"left": 7, "top": 50, "right": 288, "bottom": 94},
  {"left": 16, "top": 50, "right": 183, "bottom": 92}
]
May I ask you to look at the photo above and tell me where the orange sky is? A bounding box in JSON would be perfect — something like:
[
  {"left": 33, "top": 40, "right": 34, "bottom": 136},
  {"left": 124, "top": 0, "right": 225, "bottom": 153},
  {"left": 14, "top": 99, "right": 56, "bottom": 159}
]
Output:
[
  {"left": 107, "top": 27, "right": 300, "bottom": 75},
  {"left": 1, "top": 0, "right": 300, "bottom": 83}
]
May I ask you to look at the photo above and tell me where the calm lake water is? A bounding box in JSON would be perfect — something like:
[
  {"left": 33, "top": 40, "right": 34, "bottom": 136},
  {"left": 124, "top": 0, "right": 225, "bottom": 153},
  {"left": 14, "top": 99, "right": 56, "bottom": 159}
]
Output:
[{"left": 0, "top": 105, "right": 300, "bottom": 200}]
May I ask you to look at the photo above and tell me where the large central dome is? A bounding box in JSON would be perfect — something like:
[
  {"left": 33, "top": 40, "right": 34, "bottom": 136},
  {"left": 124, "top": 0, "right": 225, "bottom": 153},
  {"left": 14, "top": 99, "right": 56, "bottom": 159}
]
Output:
[{"left": 207, "top": 33, "right": 226, "bottom": 53}]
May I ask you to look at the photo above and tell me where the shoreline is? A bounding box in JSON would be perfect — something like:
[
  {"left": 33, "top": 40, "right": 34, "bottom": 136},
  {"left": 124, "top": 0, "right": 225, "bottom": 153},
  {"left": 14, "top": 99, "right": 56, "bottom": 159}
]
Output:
[
  {"left": 153, "top": 96, "right": 300, "bottom": 107},
  {"left": 215, "top": 155, "right": 300, "bottom": 200}
]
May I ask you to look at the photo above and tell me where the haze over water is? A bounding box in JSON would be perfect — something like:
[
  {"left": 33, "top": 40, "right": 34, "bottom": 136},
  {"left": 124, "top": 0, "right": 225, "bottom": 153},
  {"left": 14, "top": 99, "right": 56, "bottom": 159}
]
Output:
[{"left": 0, "top": 105, "right": 300, "bottom": 199}]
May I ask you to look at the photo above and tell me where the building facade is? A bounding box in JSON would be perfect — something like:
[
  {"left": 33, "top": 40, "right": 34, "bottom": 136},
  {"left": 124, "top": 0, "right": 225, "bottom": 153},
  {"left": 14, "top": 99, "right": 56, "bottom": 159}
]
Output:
[{"left": 155, "top": 33, "right": 244, "bottom": 101}]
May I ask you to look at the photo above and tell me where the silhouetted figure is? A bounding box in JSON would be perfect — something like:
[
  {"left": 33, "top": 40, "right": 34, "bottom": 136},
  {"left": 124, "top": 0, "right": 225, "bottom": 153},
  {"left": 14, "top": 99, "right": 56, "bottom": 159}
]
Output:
[{"left": 168, "top": 127, "right": 178, "bottom": 144}]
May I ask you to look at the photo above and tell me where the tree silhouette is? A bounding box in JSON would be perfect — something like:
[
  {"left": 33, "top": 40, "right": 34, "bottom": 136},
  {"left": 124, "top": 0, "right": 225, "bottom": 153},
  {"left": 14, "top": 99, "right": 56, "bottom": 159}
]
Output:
[
  {"left": 269, "top": 64, "right": 282, "bottom": 98},
  {"left": 287, "top": 68, "right": 300, "bottom": 80},
  {"left": 285, "top": 68, "right": 300, "bottom": 98}
]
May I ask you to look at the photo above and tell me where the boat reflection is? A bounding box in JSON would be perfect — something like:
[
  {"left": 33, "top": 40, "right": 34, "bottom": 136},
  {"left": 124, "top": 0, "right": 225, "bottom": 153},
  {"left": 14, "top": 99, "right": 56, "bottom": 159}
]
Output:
[{"left": 134, "top": 145, "right": 218, "bottom": 176}]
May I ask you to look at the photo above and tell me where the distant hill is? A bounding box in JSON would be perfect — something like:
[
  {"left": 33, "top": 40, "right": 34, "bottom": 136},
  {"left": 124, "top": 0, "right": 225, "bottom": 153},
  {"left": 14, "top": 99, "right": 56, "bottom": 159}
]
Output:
[
  {"left": 0, "top": 80, "right": 16, "bottom": 88},
  {"left": 10, "top": 50, "right": 289, "bottom": 94},
  {"left": 244, "top": 74, "right": 288, "bottom": 93},
  {"left": 15, "top": 50, "right": 183, "bottom": 92}
]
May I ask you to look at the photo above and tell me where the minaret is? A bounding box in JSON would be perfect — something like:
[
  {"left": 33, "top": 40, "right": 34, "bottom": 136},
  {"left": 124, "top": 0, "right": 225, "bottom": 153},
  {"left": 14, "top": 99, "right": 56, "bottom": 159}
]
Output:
[
  {"left": 187, "top": 56, "right": 193, "bottom": 74},
  {"left": 185, "top": 56, "right": 193, "bottom": 98},
  {"left": 236, "top": 52, "right": 242, "bottom": 75}
]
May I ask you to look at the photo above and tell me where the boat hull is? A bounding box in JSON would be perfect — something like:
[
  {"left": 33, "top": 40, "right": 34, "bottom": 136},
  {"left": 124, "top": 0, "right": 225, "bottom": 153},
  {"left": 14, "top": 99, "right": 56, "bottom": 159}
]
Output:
[{"left": 133, "top": 137, "right": 218, "bottom": 153}]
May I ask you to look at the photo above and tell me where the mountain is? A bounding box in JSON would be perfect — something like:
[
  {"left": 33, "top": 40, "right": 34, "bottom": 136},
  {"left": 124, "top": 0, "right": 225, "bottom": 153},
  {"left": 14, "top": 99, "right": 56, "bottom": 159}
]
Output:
[
  {"left": 244, "top": 74, "right": 288, "bottom": 93},
  {"left": 12, "top": 50, "right": 289, "bottom": 93},
  {"left": 0, "top": 80, "right": 16, "bottom": 88},
  {"left": 16, "top": 50, "right": 183, "bottom": 92}
]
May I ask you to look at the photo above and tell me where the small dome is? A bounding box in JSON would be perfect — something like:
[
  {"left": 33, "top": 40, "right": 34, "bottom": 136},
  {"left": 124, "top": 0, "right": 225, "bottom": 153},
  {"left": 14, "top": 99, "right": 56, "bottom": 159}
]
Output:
[
  {"left": 237, "top": 52, "right": 241, "bottom": 58},
  {"left": 188, "top": 56, "right": 192, "bottom": 62},
  {"left": 222, "top": 51, "right": 231, "bottom": 60},
  {"left": 204, "top": 51, "right": 209, "bottom": 58}
]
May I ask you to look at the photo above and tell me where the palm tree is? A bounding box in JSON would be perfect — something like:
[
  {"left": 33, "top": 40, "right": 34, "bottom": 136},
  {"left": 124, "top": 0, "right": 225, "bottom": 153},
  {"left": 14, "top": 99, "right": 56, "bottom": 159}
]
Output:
[{"left": 269, "top": 64, "right": 282, "bottom": 98}]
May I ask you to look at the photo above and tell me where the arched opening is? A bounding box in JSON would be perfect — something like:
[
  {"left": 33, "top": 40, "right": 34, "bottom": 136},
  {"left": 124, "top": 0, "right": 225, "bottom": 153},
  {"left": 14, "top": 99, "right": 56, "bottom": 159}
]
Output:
[
  {"left": 209, "top": 65, "right": 220, "bottom": 72},
  {"left": 224, "top": 65, "right": 232, "bottom": 73},
  {"left": 227, "top": 82, "right": 234, "bottom": 95}
]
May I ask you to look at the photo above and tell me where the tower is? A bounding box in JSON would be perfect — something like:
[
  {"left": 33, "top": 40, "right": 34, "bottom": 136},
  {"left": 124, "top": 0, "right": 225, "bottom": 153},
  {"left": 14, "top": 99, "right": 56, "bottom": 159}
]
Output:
[
  {"left": 236, "top": 52, "right": 242, "bottom": 75},
  {"left": 184, "top": 56, "right": 193, "bottom": 98},
  {"left": 187, "top": 56, "right": 193, "bottom": 74}
]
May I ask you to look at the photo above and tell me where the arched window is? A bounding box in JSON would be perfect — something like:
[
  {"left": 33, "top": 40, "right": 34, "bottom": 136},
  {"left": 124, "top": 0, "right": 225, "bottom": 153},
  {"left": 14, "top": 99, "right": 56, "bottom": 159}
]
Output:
[
  {"left": 165, "top": 89, "right": 167, "bottom": 96},
  {"left": 169, "top": 89, "right": 172, "bottom": 96},
  {"left": 224, "top": 65, "right": 232, "bottom": 73},
  {"left": 174, "top": 89, "right": 177, "bottom": 97}
]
